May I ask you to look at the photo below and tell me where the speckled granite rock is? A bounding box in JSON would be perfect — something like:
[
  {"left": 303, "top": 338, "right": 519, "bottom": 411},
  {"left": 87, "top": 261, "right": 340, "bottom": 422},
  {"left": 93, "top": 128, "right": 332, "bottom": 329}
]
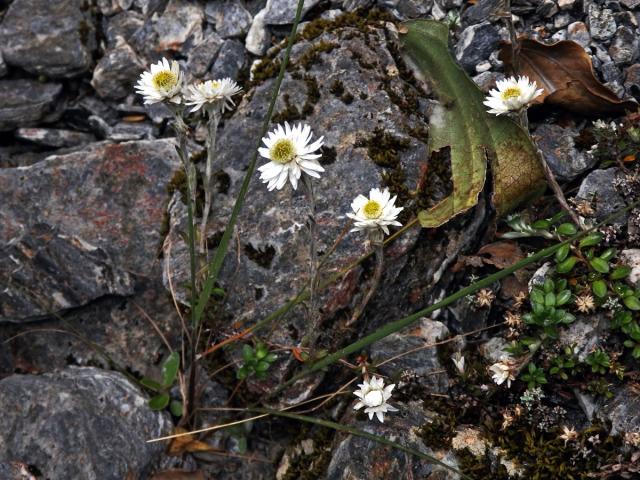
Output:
[
  {"left": 0, "top": 80, "right": 63, "bottom": 132},
  {"left": 0, "top": 367, "right": 171, "bottom": 480},
  {"left": 91, "top": 37, "right": 146, "bottom": 100},
  {"left": 0, "top": 0, "right": 96, "bottom": 78}
]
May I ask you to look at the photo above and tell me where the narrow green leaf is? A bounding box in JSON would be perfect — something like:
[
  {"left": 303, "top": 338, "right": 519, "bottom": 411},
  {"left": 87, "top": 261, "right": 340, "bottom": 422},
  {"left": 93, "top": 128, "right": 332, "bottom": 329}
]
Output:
[
  {"left": 579, "top": 233, "right": 603, "bottom": 248},
  {"left": 140, "top": 377, "right": 164, "bottom": 393},
  {"left": 161, "top": 351, "right": 180, "bottom": 388},
  {"left": 611, "top": 265, "right": 631, "bottom": 280},
  {"left": 556, "top": 256, "right": 578, "bottom": 274},
  {"left": 556, "top": 290, "right": 572, "bottom": 306}
]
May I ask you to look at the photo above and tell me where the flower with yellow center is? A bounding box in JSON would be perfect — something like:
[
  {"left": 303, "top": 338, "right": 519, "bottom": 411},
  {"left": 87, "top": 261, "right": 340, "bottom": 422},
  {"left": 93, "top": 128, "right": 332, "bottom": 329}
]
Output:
[
  {"left": 257, "top": 122, "right": 324, "bottom": 191},
  {"left": 135, "top": 58, "right": 183, "bottom": 105},
  {"left": 347, "top": 188, "right": 403, "bottom": 235},
  {"left": 353, "top": 376, "right": 398, "bottom": 423},
  {"left": 483, "top": 76, "right": 543, "bottom": 115},
  {"left": 185, "top": 77, "right": 243, "bottom": 114}
]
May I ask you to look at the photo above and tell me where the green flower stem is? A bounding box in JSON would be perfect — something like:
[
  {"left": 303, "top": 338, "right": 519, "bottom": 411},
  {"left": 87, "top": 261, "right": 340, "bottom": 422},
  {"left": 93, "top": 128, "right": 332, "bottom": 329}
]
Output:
[
  {"left": 194, "top": 0, "right": 307, "bottom": 325},
  {"left": 347, "top": 230, "right": 384, "bottom": 327},
  {"left": 249, "top": 408, "right": 472, "bottom": 480},
  {"left": 200, "top": 108, "right": 221, "bottom": 251},
  {"left": 301, "top": 175, "right": 321, "bottom": 349}
]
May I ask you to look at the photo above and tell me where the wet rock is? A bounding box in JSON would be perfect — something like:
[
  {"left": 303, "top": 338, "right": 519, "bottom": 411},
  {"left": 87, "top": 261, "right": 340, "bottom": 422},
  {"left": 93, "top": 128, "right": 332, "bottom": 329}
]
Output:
[
  {"left": 608, "top": 26, "right": 639, "bottom": 66},
  {"left": 205, "top": 0, "right": 253, "bottom": 38},
  {"left": 264, "top": 0, "right": 322, "bottom": 25},
  {"left": 0, "top": 0, "right": 96, "bottom": 78},
  {"left": 246, "top": 8, "right": 271, "bottom": 56},
  {"left": 455, "top": 21, "right": 501, "bottom": 74},
  {"left": 186, "top": 32, "right": 224, "bottom": 78},
  {"left": 600, "top": 385, "right": 640, "bottom": 435},
  {"left": 0, "top": 367, "right": 171, "bottom": 479},
  {"left": 92, "top": 38, "right": 146, "bottom": 100},
  {"left": 576, "top": 168, "right": 628, "bottom": 225},
  {"left": 534, "top": 124, "right": 596, "bottom": 181},
  {"left": 370, "top": 318, "right": 451, "bottom": 392},
  {"left": 210, "top": 39, "right": 247, "bottom": 80},
  {"left": 567, "top": 21, "right": 591, "bottom": 48},
  {"left": 0, "top": 80, "right": 63, "bottom": 132},
  {"left": 325, "top": 403, "right": 459, "bottom": 479},
  {"left": 588, "top": 4, "right": 617, "bottom": 41},
  {"left": 620, "top": 249, "right": 640, "bottom": 286},
  {"left": 153, "top": 0, "right": 204, "bottom": 52},
  {"left": 15, "top": 128, "right": 95, "bottom": 148}
]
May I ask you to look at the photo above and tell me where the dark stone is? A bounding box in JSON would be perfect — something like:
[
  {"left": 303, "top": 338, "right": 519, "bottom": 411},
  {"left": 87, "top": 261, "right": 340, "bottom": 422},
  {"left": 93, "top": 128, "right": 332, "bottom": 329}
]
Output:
[
  {"left": 382, "top": 0, "right": 434, "bottom": 19},
  {"left": 0, "top": 0, "right": 96, "bottom": 78},
  {"left": 588, "top": 4, "right": 617, "bottom": 41},
  {"left": 15, "top": 128, "right": 95, "bottom": 148},
  {"left": 576, "top": 168, "right": 628, "bottom": 225},
  {"left": 152, "top": 0, "right": 204, "bottom": 52},
  {"left": 0, "top": 80, "right": 63, "bottom": 132},
  {"left": 608, "top": 26, "right": 639, "bottom": 66},
  {"left": 91, "top": 38, "right": 146, "bottom": 100},
  {"left": 534, "top": 124, "right": 597, "bottom": 181},
  {"left": 205, "top": 0, "right": 253, "bottom": 38},
  {"left": 455, "top": 22, "right": 501, "bottom": 74},
  {"left": 104, "top": 10, "right": 145, "bottom": 47},
  {"left": 186, "top": 32, "right": 224, "bottom": 79},
  {"left": 599, "top": 385, "right": 640, "bottom": 435},
  {"left": 210, "top": 39, "right": 247, "bottom": 80},
  {"left": 624, "top": 63, "right": 640, "bottom": 99},
  {"left": 461, "top": 0, "right": 503, "bottom": 25},
  {"left": 0, "top": 367, "right": 171, "bottom": 480},
  {"left": 263, "top": 0, "right": 322, "bottom": 25}
]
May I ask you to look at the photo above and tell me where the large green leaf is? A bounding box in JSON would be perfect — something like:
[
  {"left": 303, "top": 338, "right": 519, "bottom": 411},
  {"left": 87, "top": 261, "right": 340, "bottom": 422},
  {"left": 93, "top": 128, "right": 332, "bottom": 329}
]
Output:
[{"left": 400, "top": 20, "right": 545, "bottom": 227}]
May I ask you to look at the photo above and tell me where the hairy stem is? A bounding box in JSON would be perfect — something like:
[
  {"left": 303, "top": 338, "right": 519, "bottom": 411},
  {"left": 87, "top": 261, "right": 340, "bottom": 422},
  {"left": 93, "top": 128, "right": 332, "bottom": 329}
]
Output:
[
  {"left": 347, "top": 231, "right": 384, "bottom": 326},
  {"left": 300, "top": 175, "right": 321, "bottom": 350},
  {"left": 200, "top": 109, "right": 221, "bottom": 252}
]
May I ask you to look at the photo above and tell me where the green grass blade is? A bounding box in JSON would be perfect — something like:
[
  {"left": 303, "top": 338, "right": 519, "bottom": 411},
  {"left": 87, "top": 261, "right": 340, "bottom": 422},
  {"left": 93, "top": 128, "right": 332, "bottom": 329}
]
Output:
[{"left": 194, "top": 0, "right": 307, "bottom": 324}]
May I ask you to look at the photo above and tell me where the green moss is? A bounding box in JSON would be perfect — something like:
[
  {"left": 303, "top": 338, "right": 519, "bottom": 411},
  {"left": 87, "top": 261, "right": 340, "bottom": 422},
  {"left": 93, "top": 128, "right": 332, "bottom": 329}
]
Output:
[
  {"left": 272, "top": 75, "right": 321, "bottom": 123},
  {"left": 296, "top": 40, "right": 338, "bottom": 71},
  {"left": 329, "top": 80, "right": 345, "bottom": 97},
  {"left": 358, "top": 127, "right": 410, "bottom": 168},
  {"left": 271, "top": 94, "right": 303, "bottom": 124},
  {"left": 280, "top": 426, "right": 335, "bottom": 480}
]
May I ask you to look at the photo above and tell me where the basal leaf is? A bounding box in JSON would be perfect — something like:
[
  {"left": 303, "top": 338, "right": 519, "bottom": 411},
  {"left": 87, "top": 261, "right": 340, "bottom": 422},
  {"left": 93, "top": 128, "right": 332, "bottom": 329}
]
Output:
[{"left": 400, "top": 20, "right": 545, "bottom": 227}]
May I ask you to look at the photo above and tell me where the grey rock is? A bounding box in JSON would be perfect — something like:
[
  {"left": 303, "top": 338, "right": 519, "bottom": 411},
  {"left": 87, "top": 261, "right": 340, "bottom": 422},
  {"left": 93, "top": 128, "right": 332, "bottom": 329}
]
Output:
[
  {"left": 0, "top": 0, "right": 96, "bottom": 78},
  {"left": 263, "top": 0, "right": 321, "bottom": 25},
  {"left": 576, "top": 168, "right": 628, "bottom": 225},
  {"left": 0, "top": 367, "right": 171, "bottom": 480},
  {"left": 246, "top": 8, "right": 271, "bottom": 56},
  {"left": 15, "top": 128, "right": 95, "bottom": 148},
  {"left": 600, "top": 385, "right": 640, "bottom": 435},
  {"left": 534, "top": 124, "right": 597, "bottom": 181},
  {"left": 152, "top": 0, "right": 204, "bottom": 52},
  {"left": 559, "top": 315, "right": 607, "bottom": 362},
  {"left": 608, "top": 26, "right": 639, "bottom": 65},
  {"left": 0, "top": 80, "right": 62, "bottom": 132},
  {"left": 187, "top": 32, "right": 224, "bottom": 78},
  {"left": 210, "top": 39, "right": 247, "bottom": 80},
  {"left": 529, "top": 262, "right": 553, "bottom": 290},
  {"left": 383, "top": 0, "right": 434, "bottom": 19},
  {"left": 624, "top": 63, "right": 640, "bottom": 98},
  {"left": 370, "top": 318, "right": 451, "bottom": 392},
  {"left": 554, "top": 12, "right": 572, "bottom": 28},
  {"left": 574, "top": 390, "right": 598, "bottom": 421},
  {"left": 108, "top": 122, "right": 155, "bottom": 141},
  {"left": 621, "top": 0, "right": 640, "bottom": 7},
  {"left": 588, "top": 4, "right": 617, "bottom": 41},
  {"left": 0, "top": 462, "right": 37, "bottom": 480},
  {"left": 205, "top": 0, "right": 253, "bottom": 38},
  {"left": 601, "top": 61, "right": 623, "bottom": 84},
  {"left": 92, "top": 38, "right": 146, "bottom": 100},
  {"left": 98, "top": 0, "right": 134, "bottom": 15},
  {"left": 567, "top": 21, "right": 591, "bottom": 48},
  {"left": 455, "top": 22, "right": 501, "bottom": 74},
  {"left": 558, "top": 0, "right": 577, "bottom": 10},
  {"left": 538, "top": 0, "right": 558, "bottom": 18},
  {"left": 472, "top": 71, "right": 504, "bottom": 92},
  {"left": 104, "top": 10, "right": 145, "bottom": 46},
  {"left": 551, "top": 29, "right": 568, "bottom": 42},
  {"left": 479, "top": 336, "right": 511, "bottom": 363},
  {"left": 325, "top": 403, "right": 458, "bottom": 479},
  {"left": 0, "top": 52, "right": 7, "bottom": 78},
  {"left": 620, "top": 249, "right": 640, "bottom": 286},
  {"left": 0, "top": 224, "right": 133, "bottom": 323},
  {"left": 462, "top": 0, "right": 503, "bottom": 25}
]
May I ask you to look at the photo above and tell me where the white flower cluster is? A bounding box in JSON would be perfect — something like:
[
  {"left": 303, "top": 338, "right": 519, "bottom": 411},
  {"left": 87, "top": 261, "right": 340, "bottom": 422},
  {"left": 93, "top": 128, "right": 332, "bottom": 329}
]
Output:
[{"left": 135, "top": 58, "right": 242, "bottom": 115}]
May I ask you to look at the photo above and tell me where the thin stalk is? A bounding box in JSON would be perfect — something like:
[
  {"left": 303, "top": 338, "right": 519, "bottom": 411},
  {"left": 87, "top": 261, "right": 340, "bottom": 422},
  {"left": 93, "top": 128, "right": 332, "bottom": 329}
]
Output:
[
  {"left": 347, "top": 231, "right": 384, "bottom": 327},
  {"left": 249, "top": 408, "right": 472, "bottom": 480},
  {"left": 301, "top": 175, "right": 321, "bottom": 348},
  {"left": 194, "top": 0, "right": 307, "bottom": 325},
  {"left": 273, "top": 198, "right": 640, "bottom": 395},
  {"left": 200, "top": 109, "right": 221, "bottom": 251}
]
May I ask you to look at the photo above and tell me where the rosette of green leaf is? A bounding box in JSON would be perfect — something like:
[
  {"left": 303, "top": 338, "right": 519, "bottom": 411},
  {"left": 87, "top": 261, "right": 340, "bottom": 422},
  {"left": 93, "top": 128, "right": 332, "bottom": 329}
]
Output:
[
  {"left": 623, "top": 323, "right": 640, "bottom": 359},
  {"left": 237, "top": 343, "right": 278, "bottom": 380},
  {"left": 521, "top": 363, "right": 547, "bottom": 389},
  {"left": 524, "top": 278, "right": 574, "bottom": 338},
  {"left": 141, "top": 351, "right": 183, "bottom": 415},
  {"left": 585, "top": 349, "right": 610, "bottom": 374},
  {"left": 549, "top": 347, "right": 578, "bottom": 380}
]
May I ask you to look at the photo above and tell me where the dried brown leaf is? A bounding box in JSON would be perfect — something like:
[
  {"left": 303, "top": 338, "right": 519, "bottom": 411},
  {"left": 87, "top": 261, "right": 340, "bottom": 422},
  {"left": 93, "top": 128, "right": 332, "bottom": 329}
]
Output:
[
  {"left": 167, "top": 428, "right": 216, "bottom": 456},
  {"left": 500, "top": 38, "right": 637, "bottom": 116}
]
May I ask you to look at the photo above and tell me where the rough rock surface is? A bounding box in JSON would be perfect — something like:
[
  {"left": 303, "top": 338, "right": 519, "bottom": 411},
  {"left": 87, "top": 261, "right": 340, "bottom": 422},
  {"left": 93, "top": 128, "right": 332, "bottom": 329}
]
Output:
[
  {"left": 264, "top": 0, "right": 322, "bottom": 25},
  {"left": 205, "top": 0, "right": 253, "bottom": 38},
  {"left": 600, "top": 385, "right": 640, "bottom": 436},
  {"left": 535, "top": 124, "right": 597, "bottom": 181},
  {"left": 576, "top": 168, "right": 628, "bottom": 225},
  {"left": 0, "top": 0, "right": 96, "bottom": 78},
  {"left": 91, "top": 38, "right": 146, "bottom": 100},
  {"left": 0, "top": 80, "right": 62, "bottom": 132},
  {"left": 0, "top": 367, "right": 171, "bottom": 480}
]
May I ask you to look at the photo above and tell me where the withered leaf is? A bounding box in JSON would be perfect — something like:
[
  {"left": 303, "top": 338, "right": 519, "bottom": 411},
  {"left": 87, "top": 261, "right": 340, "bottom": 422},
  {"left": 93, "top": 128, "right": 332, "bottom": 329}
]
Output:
[
  {"left": 500, "top": 38, "right": 638, "bottom": 116},
  {"left": 167, "top": 428, "right": 216, "bottom": 456}
]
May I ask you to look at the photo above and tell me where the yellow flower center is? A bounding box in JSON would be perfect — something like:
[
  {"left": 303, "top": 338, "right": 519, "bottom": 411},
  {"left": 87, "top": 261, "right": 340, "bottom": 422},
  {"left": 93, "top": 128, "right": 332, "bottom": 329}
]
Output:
[
  {"left": 362, "top": 200, "right": 383, "bottom": 219},
  {"left": 501, "top": 86, "right": 521, "bottom": 101},
  {"left": 270, "top": 139, "right": 296, "bottom": 164},
  {"left": 152, "top": 70, "right": 177, "bottom": 90}
]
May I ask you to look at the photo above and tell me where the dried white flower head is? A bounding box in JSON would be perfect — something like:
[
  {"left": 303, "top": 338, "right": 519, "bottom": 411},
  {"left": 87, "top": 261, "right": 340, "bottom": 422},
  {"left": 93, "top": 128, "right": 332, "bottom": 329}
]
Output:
[
  {"left": 483, "top": 76, "right": 543, "bottom": 115},
  {"left": 186, "top": 78, "right": 243, "bottom": 114},
  {"left": 452, "top": 352, "right": 465, "bottom": 375},
  {"left": 559, "top": 426, "right": 579, "bottom": 446},
  {"left": 135, "top": 58, "right": 183, "bottom": 105},
  {"left": 475, "top": 288, "right": 495, "bottom": 308},
  {"left": 257, "top": 122, "right": 324, "bottom": 191},
  {"left": 575, "top": 294, "right": 596, "bottom": 313},
  {"left": 353, "top": 376, "right": 398, "bottom": 423},
  {"left": 347, "top": 188, "right": 403, "bottom": 235},
  {"left": 489, "top": 359, "right": 517, "bottom": 388},
  {"left": 504, "top": 311, "right": 522, "bottom": 328}
]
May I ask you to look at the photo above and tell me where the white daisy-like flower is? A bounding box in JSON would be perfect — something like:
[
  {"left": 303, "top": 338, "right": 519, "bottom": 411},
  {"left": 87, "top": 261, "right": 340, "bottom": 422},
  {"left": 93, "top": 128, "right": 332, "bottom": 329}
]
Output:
[
  {"left": 489, "top": 359, "right": 517, "bottom": 388},
  {"left": 257, "top": 122, "right": 324, "bottom": 191},
  {"left": 452, "top": 352, "right": 466, "bottom": 375},
  {"left": 353, "top": 376, "right": 398, "bottom": 423},
  {"left": 135, "top": 58, "right": 184, "bottom": 105},
  {"left": 346, "top": 188, "right": 403, "bottom": 235},
  {"left": 185, "top": 78, "right": 243, "bottom": 114},
  {"left": 483, "top": 75, "right": 543, "bottom": 115}
]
